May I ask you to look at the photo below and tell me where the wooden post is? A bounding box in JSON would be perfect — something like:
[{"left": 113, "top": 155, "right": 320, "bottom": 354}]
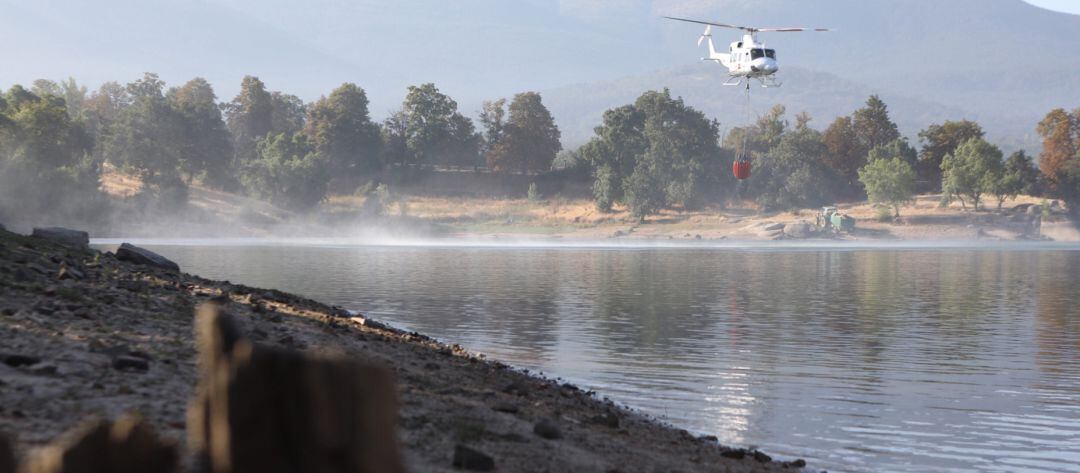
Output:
[
  {"left": 17, "top": 416, "right": 177, "bottom": 473},
  {"left": 188, "top": 304, "right": 404, "bottom": 473}
]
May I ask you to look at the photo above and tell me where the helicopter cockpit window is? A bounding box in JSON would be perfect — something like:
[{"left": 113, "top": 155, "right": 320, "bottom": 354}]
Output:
[{"left": 750, "top": 49, "right": 776, "bottom": 60}]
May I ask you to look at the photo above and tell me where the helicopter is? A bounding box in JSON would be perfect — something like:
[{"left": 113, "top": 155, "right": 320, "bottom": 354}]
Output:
[{"left": 664, "top": 16, "right": 831, "bottom": 88}]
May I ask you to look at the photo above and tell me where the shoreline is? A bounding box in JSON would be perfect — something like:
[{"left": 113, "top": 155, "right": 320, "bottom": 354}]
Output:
[{"left": 0, "top": 227, "right": 810, "bottom": 472}]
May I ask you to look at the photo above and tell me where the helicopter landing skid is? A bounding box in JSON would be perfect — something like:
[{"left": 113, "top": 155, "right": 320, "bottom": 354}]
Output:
[
  {"left": 758, "top": 76, "right": 782, "bottom": 88},
  {"left": 722, "top": 76, "right": 744, "bottom": 86}
]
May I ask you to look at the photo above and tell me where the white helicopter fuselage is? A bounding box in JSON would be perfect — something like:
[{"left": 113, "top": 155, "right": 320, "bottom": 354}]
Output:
[{"left": 705, "top": 33, "right": 779, "bottom": 78}]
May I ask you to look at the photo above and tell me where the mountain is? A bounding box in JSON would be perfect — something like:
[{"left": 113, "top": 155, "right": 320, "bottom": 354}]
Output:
[
  {"left": 2, "top": 0, "right": 1078, "bottom": 152},
  {"left": 542, "top": 64, "right": 972, "bottom": 148}
]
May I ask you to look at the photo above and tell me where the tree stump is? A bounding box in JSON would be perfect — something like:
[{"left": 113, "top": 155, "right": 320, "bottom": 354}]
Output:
[
  {"left": 0, "top": 433, "right": 14, "bottom": 473},
  {"left": 188, "top": 304, "right": 403, "bottom": 473},
  {"left": 17, "top": 416, "right": 177, "bottom": 473}
]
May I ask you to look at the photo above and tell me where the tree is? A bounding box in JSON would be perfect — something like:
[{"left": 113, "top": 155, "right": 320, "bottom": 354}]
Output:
[
  {"left": 822, "top": 116, "right": 865, "bottom": 194},
  {"left": 270, "top": 92, "right": 306, "bottom": 136},
  {"left": 1003, "top": 150, "right": 1040, "bottom": 196},
  {"left": 242, "top": 132, "right": 329, "bottom": 211},
  {"left": 393, "top": 83, "right": 478, "bottom": 168},
  {"left": 750, "top": 123, "right": 833, "bottom": 210},
  {"left": 224, "top": 76, "right": 274, "bottom": 166},
  {"left": 867, "top": 138, "right": 918, "bottom": 168},
  {"left": 485, "top": 92, "right": 562, "bottom": 174},
  {"left": 859, "top": 157, "right": 916, "bottom": 217},
  {"left": 478, "top": 98, "right": 506, "bottom": 164},
  {"left": 852, "top": 95, "right": 900, "bottom": 151},
  {"left": 1036, "top": 108, "right": 1079, "bottom": 191},
  {"left": 168, "top": 78, "right": 233, "bottom": 187},
  {"left": 579, "top": 89, "right": 722, "bottom": 217},
  {"left": 1, "top": 85, "right": 102, "bottom": 223},
  {"left": 579, "top": 104, "right": 645, "bottom": 211},
  {"left": 941, "top": 138, "right": 1004, "bottom": 211},
  {"left": 304, "top": 83, "right": 382, "bottom": 179},
  {"left": 917, "top": 120, "right": 984, "bottom": 191},
  {"left": 1058, "top": 155, "right": 1080, "bottom": 219},
  {"left": 102, "top": 73, "right": 186, "bottom": 191}
]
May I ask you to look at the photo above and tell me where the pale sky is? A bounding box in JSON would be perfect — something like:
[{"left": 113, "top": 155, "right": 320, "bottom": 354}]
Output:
[{"left": 1025, "top": 0, "right": 1080, "bottom": 14}]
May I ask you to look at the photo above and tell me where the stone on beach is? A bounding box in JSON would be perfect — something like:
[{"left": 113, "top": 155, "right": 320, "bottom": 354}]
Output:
[
  {"left": 115, "top": 243, "right": 180, "bottom": 271},
  {"left": 31, "top": 228, "right": 89, "bottom": 249}
]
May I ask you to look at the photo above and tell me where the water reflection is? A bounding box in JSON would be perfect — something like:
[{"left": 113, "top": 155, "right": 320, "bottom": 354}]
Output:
[{"left": 102, "top": 244, "right": 1080, "bottom": 473}]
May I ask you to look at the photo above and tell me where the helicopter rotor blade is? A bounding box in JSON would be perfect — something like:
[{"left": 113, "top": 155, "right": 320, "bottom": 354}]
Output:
[
  {"left": 697, "top": 25, "right": 711, "bottom": 46},
  {"left": 664, "top": 16, "right": 831, "bottom": 33},
  {"left": 756, "top": 27, "right": 832, "bottom": 32},
  {"left": 664, "top": 16, "right": 755, "bottom": 32}
]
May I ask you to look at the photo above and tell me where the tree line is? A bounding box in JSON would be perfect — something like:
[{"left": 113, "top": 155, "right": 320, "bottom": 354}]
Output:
[
  {"left": 575, "top": 91, "right": 1071, "bottom": 220},
  {"left": 0, "top": 75, "right": 562, "bottom": 218},
  {"left": 2, "top": 74, "right": 1079, "bottom": 224}
]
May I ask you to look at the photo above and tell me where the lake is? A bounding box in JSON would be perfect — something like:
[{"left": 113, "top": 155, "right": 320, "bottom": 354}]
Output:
[{"left": 94, "top": 240, "right": 1080, "bottom": 472}]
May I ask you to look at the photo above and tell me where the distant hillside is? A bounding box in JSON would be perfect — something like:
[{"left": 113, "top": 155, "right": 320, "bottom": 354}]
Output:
[
  {"left": 543, "top": 63, "right": 974, "bottom": 148},
  {"left": 2, "top": 0, "right": 1076, "bottom": 152}
]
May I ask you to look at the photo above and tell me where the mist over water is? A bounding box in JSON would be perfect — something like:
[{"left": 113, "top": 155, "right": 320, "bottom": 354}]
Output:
[{"left": 94, "top": 241, "right": 1080, "bottom": 472}]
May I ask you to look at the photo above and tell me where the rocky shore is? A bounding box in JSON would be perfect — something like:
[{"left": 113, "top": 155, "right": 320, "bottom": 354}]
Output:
[{"left": 0, "top": 227, "right": 810, "bottom": 472}]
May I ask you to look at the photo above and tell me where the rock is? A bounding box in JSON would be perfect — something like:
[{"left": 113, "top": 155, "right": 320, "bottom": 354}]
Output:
[
  {"left": 502, "top": 381, "right": 531, "bottom": 396},
  {"left": 752, "top": 450, "right": 772, "bottom": 463},
  {"left": 2, "top": 353, "right": 42, "bottom": 367},
  {"left": 31, "top": 227, "right": 89, "bottom": 249},
  {"left": 784, "top": 221, "right": 815, "bottom": 239},
  {"left": 115, "top": 243, "right": 180, "bottom": 271},
  {"left": 57, "top": 263, "right": 85, "bottom": 281},
  {"left": 763, "top": 222, "right": 785, "bottom": 232},
  {"left": 589, "top": 411, "right": 620, "bottom": 429},
  {"left": 533, "top": 418, "right": 561, "bottom": 439},
  {"left": 452, "top": 445, "right": 494, "bottom": 471},
  {"left": 13, "top": 268, "right": 31, "bottom": 282},
  {"left": 492, "top": 403, "right": 519, "bottom": 414},
  {"left": 112, "top": 356, "right": 150, "bottom": 372}
]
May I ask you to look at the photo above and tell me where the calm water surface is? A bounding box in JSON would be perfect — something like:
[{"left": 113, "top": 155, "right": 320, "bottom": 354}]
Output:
[{"left": 95, "top": 241, "right": 1080, "bottom": 472}]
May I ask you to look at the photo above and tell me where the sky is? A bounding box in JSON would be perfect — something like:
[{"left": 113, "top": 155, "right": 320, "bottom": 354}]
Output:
[{"left": 1024, "top": 0, "right": 1080, "bottom": 14}]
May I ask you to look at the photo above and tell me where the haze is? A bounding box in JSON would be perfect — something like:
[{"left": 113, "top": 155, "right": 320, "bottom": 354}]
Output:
[{"left": 4, "top": 0, "right": 1080, "bottom": 150}]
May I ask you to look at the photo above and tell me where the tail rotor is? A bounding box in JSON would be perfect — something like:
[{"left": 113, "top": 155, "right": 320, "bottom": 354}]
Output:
[{"left": 697, "top": 25, "right": 712, "bottom": 47}]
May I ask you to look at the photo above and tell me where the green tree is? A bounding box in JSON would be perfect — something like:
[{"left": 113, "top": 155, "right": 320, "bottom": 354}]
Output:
[
  {"left": 0, "top": 85, "right": 102, "bottom": 222},
  {"left": 867, "top": 138, "right": 918, "bottom": 167},
  {"left": 918, "top": 120, "right": 984, "bottom": 191},
  {"left": 479, "top": 98, "right": 506, "bottom": 165},
  {"left": 102, "top": 73, "right": 186, "bottom": 190},
  {"left": 1004, "top": 150, "right": 1040, "bottom": 196},
  {"left": 750, "top": 123, "right": 833, "bottom": 210},
  {"left": 941, "top": 138, "right": 1004, "bottom": 211},
  {"left": 304, "top": 83, "right": 382, "bottom": 179},
  {"left": 242, "top": 132, "right": 329, "bottom": 211},
  {"left": 485, "top": 92, "right": 562, "bottom": 174},
  {"left": 580, "top": 89, "right": 721, "bottom": 218},
  {"left": 168, "top": 78, "right": 233, "bottom": 187},
  {"left": 859, "top": 157, "right": 916, "bottom": 217},
  {"left": 853, "top": 95, "right": 900, "bottom": 151},
  {"left": 394, "top": 83, "right": 478, "bottom": 168},
  {"left": 224, "top": 76, "right": 274, "bottom": 167},
  {"left": 270, "top": 91, "right": 306, "bottom": 136}
]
